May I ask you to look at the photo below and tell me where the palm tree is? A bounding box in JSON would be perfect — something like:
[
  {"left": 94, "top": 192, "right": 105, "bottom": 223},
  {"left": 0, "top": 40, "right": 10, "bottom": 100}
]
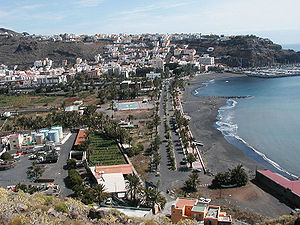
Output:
[
  {"left": 153, "top": 114, "right": 160, "bottom": 133},
  {"left": 93, "top": 184, "right": 107, "bottom": 205},
  {"left": 184, "top": 172, "right": 200, "bottom": 192},
  {"left": 125, "top": 174, "right": 140, "bottom": 202},
  {"left": 143, "top": 187, "right": 166, "bottom": 209},
  {"left": 128, "top": 114, "right": 134, "bottom": 122},
  {"left": 186, "top": 153, "right": 196, "bottom": 168}
]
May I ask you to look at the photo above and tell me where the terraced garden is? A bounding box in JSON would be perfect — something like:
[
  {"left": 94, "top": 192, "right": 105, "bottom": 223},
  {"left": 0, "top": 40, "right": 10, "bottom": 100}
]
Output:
[{"left": 89, "top": 132, "right": 127, "bottom": 166}]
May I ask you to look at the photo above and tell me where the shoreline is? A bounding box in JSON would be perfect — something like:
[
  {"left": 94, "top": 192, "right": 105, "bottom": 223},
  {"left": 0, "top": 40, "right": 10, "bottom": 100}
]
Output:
[{"left": 182, "top": 72, "right": 264, "bottom": 176}]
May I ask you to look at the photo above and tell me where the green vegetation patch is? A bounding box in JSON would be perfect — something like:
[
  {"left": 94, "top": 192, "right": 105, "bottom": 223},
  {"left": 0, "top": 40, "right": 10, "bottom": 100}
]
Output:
[
  {"left": 0, "top": 94, "right": 32, "bottom": 107},
  {"left": 89, "top": 132, "right": 126, "bottom": 166},
  {"left": 35, "top": 97, "right": 58, "bottom": 104}
]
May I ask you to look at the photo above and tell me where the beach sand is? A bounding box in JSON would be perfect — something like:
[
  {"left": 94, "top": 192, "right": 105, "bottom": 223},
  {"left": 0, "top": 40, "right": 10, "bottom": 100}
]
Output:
[
  {"left": 182, "top": 72, "right": 265, "bottom": 176},
  {"left": 181, "top": 72, "right": 292, "bottom": 218}
]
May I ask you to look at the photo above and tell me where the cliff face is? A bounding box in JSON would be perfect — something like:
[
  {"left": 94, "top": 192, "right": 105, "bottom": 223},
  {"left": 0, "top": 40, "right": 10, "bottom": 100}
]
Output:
[{"left": 174, "top": 36, "right": 300, "bottom": 67}]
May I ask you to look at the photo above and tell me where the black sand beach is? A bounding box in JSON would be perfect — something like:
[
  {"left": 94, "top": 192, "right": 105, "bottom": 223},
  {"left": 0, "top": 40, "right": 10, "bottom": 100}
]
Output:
[{"left": 182, "top": 72, "right": 265, "bottom": 175}]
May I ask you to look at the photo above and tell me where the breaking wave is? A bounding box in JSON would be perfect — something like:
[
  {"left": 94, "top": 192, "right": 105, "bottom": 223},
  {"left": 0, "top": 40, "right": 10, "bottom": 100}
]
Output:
[{"left": 216, "top": 99, "right": 299, "bottom": 180}]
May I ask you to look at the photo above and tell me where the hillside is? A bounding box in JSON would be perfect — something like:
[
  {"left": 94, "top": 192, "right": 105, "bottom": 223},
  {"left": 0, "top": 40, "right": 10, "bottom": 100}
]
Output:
[
  {"left": 1, "top": 29, "right": 300, "bottom": 68},
  {"left": 0, "top": 188, "right": 299, "bottom": 225},
  {"left": 0, "top": 188, "right": 173, "bottom": 225},
  {"left": 0, "top": 29, "right": 109, "bottom": 68},
  {"left": 173, "top": 35, "right": 300, "bottom": 67}
]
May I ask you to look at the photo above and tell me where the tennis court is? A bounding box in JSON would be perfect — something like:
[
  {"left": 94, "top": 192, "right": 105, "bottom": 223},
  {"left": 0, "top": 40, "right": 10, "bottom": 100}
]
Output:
[{"left": 118, "top": 101, "right": 141, "bottom": 111}]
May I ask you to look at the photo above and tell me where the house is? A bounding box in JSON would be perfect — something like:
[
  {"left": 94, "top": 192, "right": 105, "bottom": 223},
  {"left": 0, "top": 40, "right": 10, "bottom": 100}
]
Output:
[
  {"left": 9, "top": 134, "right": 24, "bottom": 151},
  {"left": 146, "top": 72, "right": 161, "bottom": 79},
  {"left": 199, "top": 55, "right": 215, "bottom": 65},
  {"left": 151, "top": 57, "right": 164, "bottom": 71},
  {"left": 171, "top": 198, "right": 232, "bottom": 224},
  {"left": 89, "top": 164, "right": 133, "bottom": 198}
]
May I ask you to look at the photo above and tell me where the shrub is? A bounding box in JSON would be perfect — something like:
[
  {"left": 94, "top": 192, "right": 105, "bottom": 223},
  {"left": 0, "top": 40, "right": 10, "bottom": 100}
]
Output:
[
  {"left": 1, "top": 152, "right": 13, "bottom": 161},
  {"left": 54, "top": 202, "right": 68, "bottom": 213},
  {"left": 211, "top": 164, "right": 248, "bottom": 188},
  {"left": 68, "top": 169, "right": 83, "bottom": 188},
  {"left": 66, "top": 159, "right": 77, "bottom": 170}
]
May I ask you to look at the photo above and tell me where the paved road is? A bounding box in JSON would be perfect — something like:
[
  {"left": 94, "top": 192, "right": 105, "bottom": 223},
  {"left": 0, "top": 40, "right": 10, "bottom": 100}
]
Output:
[
  {"left": 0, "top": 156, "right": 32, "bottom": 187},
  {"left": 146, "top": 82, "right": 191, "bottom": 195},
  {"left": 41, "top": 133, "right": 77, "bottom": 197}
]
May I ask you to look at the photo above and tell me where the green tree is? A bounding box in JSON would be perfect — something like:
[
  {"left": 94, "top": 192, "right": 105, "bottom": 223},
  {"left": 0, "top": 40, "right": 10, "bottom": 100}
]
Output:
[
  {"left": 183, "top": 172, "right": 201, "bottom": 192},
  {"left": 153, "top": 114, "right": 161, "bottom": 133},
  {"left": 93, "top": 184, "right": 107, "bottom": 205},
  {"left": 68, "top": 169, "right": 83, "bottom": 188},
  {"left": 143, "top": 187, "right": 166, "bottom": 209},
  {"left": 125, "top": 174, "right": 140, "bottom": 202},
  {"left": 211, "top": 171, "right": 231, "bottom": 188},
  {"left": 81, "top": 188, "right": 96, "bottom": 205},
  {"left": 128, "top": 114, "right": 134, "bottom": 122},
  {"left": 153, "top": 152, "right": 161, "bottom": 169},
  {"left": 66, "top": 159, "right": 77, "bottom": 170},
  {"left": 0, "top": 152, "right": 13, "bottom": 161},
  {"left": 230, "top": 164, "right": 248, "bottom": 187}
]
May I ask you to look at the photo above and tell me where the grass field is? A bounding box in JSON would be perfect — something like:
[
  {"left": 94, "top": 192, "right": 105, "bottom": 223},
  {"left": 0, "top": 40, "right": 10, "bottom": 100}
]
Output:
[
  {"left": 89, "top": 132, "right": 126, "bottom": 166},
  {"left": 35, "top": 97, "right": 58, "bottom": 104},
  {"left": 0, "top": 95, "right": 32, "bottom": 107}
]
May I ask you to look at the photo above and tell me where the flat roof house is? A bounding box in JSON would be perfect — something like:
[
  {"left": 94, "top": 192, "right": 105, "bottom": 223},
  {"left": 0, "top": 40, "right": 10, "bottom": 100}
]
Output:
[{"left": 171, "top": 198, "right": 232, "bottom": 225}]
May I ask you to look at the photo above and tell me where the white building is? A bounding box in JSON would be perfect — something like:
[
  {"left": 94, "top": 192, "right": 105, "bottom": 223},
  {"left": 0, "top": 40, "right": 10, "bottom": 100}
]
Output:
[
  {"left": 151, "top": 57, "right": 164, "bottom": 70},
  {"left": 174, "top": 49, "right": 182, "bottom": 56},
  {"left": 34, "top": 60, "right": 43, "bottom": 68},
  {"left": 36, "top": 74, "right": 67, "bottom": 84},
  {"left": 146, "top": 72, "right": 161, "bottom": 79},
  {"left": 199, "top": 55, "right": 215, "bottom": 65},
  {"left": 9, "top": 134, "right": 24, "bottom": 151},
  {"left": 183, "top": 49, "right": 196, "bottom": 56},
  {"left": 76, "top": 58, "right": 83, "bottom": 64}
]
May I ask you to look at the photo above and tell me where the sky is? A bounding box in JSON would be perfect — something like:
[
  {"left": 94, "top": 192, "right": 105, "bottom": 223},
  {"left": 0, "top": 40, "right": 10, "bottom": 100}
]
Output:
[{"left": 0, "top": 0, "right": 300, "bottom": 45}]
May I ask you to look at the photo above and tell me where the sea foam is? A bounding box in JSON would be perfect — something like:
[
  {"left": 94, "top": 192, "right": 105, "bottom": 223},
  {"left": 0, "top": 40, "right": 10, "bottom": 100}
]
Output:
[{"left": 216, "top": 99, "right": 299, "bottom": 180}]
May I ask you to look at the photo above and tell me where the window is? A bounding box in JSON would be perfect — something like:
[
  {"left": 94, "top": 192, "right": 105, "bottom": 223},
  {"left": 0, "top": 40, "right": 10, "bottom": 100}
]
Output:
[{"left": 173, "top": 211, "right": 175, "bottom": 214}]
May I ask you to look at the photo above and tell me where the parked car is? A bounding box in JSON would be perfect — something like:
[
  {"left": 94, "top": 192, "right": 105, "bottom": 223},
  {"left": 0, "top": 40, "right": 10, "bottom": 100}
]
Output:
[{"left": 105, "top": 198, "right": 112, "bottom": 205}]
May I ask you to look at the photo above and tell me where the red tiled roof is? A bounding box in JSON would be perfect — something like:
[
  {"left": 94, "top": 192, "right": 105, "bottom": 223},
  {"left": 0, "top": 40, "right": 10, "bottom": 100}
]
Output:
[
  {"left": 258, "top": 170, "right": 300, "bottom": 196},
  {"left": 74, "top": 129, "right": 87, "bottom": 146},
  {"left": 95, "top": 164, "right": 133, "bottom": 176},
  {"left": 175, "top": 198, "right": 197, "bottom": 209}
]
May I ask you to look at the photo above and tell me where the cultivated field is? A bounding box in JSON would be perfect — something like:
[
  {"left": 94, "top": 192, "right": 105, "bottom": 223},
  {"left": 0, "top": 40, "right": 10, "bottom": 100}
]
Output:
[{"left": 89, "top": 132, "right": 126, "bottom": 166}]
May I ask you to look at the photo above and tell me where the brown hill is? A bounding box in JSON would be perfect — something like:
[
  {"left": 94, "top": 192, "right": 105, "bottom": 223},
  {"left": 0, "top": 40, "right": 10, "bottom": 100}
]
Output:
[
  {"left": 0, "top": 31, "right": 109, "bottom": 68},
  {"left": 173, "top": 35, "right": 300, "bottom": 67}
]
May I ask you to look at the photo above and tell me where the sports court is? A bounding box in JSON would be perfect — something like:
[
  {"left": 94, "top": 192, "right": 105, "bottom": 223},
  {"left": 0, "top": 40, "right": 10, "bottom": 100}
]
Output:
[{"left": 117, "top": 101, "right": 141, "bottom": 111}]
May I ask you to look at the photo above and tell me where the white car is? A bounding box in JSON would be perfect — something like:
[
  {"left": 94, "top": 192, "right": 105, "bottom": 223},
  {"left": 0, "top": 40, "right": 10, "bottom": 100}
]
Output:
[{"left": 105, "top": 198, "right": 112, "bottom": 205}]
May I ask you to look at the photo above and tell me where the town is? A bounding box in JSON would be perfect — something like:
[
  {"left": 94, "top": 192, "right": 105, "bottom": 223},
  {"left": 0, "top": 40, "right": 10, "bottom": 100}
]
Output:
[{"left": 0, "top": 30, "right": 299, "bottom": 225}]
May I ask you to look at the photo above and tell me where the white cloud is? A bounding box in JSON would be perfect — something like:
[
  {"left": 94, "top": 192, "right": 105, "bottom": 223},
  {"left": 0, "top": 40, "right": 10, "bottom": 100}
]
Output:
[
  {"left": 76, "top": 0, "right": 104, "bottom": 7},
  {"left": 20, "top": 4, "right": 43, "bottom": 10},
  {"left": 118, "top": 0, "right": 195, "bottom": 16}
]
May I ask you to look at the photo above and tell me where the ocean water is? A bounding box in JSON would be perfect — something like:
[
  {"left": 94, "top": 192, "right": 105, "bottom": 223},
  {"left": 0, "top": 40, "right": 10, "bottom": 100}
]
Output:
[
  {"left": 194, "top": 76, "right": 300, "bottom": 179},
  {"left": 282, "top": 43, "right": 300, "bottom": 52}
]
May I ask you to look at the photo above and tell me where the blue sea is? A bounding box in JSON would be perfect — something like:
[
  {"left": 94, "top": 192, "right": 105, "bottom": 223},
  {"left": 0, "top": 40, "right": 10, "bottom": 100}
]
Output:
[
  {"left": 282, "top": 43, "right": 300, "bottom": 52},
  {"left": 194, "top": 76, "right": 300, "bottom": 179}
]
